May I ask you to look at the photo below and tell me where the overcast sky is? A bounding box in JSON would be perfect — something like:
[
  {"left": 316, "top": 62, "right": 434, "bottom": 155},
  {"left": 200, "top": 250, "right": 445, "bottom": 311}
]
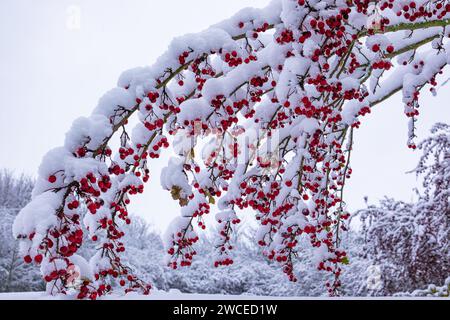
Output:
[{"left": 1, "top": 0, "right": 449, "bottom": 231}]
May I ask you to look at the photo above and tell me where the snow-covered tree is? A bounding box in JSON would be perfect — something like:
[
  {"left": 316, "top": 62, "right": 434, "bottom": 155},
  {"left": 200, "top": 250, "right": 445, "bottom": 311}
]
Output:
[
  {"left": 414, "top": 122, "right": 450, "bottom": 263},
  {"left": 0, "top": 170, "right": 34, "bottom": 208},
  {"left": 13, "top": 0, "right": 450, "bottom": 298},
  {"left": 0, "top": 170, "right": 43, "bottom": 292},
  {"left": 355, "top": 123, "right": 450, "bottom": 295}
]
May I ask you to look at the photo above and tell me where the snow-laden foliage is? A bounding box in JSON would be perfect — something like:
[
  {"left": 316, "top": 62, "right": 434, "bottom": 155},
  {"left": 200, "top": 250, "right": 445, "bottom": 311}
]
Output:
[
  {"left": 355, "top": 123, "right": 450, "bottom": 295},
  {"left": 13, "top": 0, "right": 450, "bottom": 298}
]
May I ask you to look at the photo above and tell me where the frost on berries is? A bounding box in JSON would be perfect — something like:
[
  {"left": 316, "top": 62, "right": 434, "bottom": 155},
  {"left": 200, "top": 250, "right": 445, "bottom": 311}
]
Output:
[{"left": 13, "top": 0, "right": 450, "bottom": 298}]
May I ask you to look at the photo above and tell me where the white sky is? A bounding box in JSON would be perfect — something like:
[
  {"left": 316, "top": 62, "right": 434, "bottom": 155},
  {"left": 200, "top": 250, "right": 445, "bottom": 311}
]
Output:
[{"left": 1, "top": 0, "right": 449, "bottom": 231}]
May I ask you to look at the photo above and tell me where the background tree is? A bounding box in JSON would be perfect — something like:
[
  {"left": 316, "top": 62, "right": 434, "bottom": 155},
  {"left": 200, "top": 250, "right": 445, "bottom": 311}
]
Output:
[
  {"left": 0, "top": 170, "right": 43, "bottom": 292},
  {"left": 355, "top": 123, "right": 450, "bottom": 295}
]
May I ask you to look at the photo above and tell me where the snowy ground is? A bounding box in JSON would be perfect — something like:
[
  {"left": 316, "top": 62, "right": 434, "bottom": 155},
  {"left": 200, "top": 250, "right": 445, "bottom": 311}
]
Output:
[
  {"left": 0, "top": 290, "right": 292, "bottom": 300},
  {"left": 0, "top": 291, "right": 438, "bottom": 300}
]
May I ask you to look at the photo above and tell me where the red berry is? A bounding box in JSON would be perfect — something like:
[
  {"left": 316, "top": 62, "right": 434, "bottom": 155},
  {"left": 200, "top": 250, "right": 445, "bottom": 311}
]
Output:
[
  {"left": 24, "top": 255, "right": 32, "bottom": 263},
  {"left": 48, "top": 175, "right": 57, "bottom": 183},
  {"left": 34, "top": 254, "right": 43, "bottom": 264}
]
